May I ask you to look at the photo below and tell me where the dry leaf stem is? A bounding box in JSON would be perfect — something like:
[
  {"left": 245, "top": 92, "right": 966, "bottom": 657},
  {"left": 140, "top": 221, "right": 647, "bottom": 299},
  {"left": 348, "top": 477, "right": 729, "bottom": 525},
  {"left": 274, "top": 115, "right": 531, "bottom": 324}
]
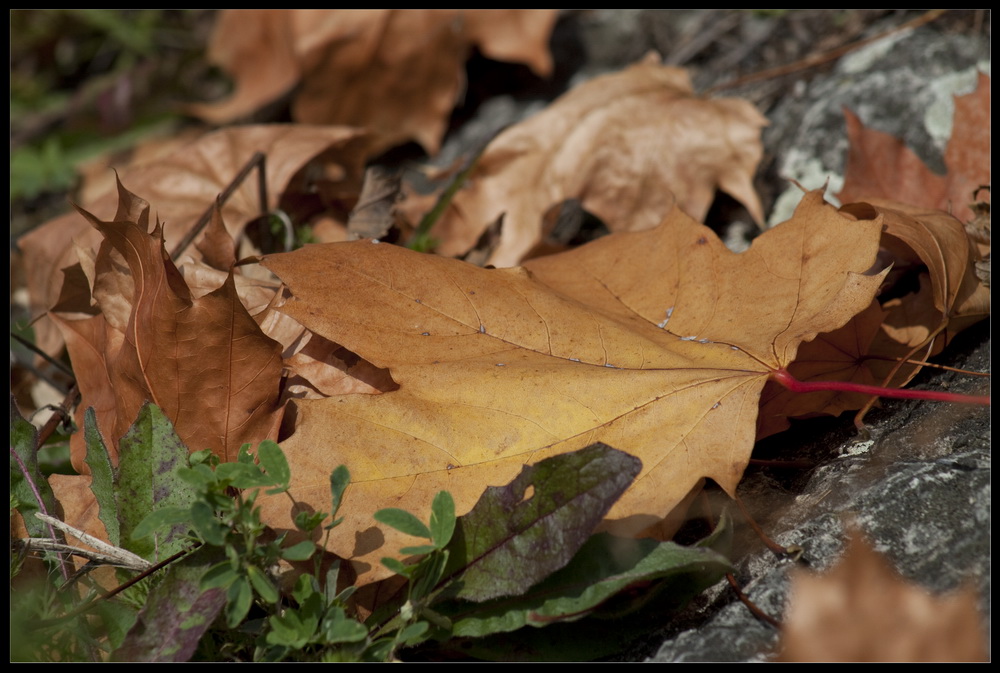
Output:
[
  {"left": 726, "top": 573, "right": 782, "bottom": 629},
  {"left": 734, "top": 493, "right": 800, "bottom": 559}
]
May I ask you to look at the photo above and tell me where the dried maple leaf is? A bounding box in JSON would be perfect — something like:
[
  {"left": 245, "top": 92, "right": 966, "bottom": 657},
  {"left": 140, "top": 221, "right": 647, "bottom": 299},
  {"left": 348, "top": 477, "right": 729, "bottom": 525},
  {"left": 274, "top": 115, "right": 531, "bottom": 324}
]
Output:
[
  {"left": 18, "top": 125, "right": 369, "bottom": 358},
  {"left": 776, "top": 530, "right": 988, "bottom": 662},
  {"left": 191, "top": 10, "right": 557, "bottom": 155},
  {"left": 838, "top": 72, "right": 990, "bottom": 224},
  {"left": 55, "top": 182, "right": 285, "bottom": 470},
  {"left": 258, "top": 190, "right": 885, "bottom": 586},
  {"left": 420, "top": 53, "right": 768, "bottom": 267}
]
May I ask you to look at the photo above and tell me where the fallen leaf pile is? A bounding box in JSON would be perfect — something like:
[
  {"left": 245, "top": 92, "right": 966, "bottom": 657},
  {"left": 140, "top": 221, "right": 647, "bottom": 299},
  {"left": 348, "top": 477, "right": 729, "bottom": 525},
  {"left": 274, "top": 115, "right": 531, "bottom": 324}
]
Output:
[
  {"left": 776, "top": 530, "right": 988, "bottom": 662},
  {"left": 190, "top": 9, "right": 558, "bottom": 156},
  {"left": 18, "top": 125, "right": 371, "bottom": 359},
  {"left": 16, "top": 42, "right": 989, "bottom": 601}
]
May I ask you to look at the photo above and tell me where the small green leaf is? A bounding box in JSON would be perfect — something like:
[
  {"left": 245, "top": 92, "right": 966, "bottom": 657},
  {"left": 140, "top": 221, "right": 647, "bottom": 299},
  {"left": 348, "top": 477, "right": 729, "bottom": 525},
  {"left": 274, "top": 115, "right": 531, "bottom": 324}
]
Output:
[
  {"left": 266, "top": 612, "right": 308, "bottom": 649},
  {"left": 201, "top": 561, "right": 240, "bottom": 591},
  {"left": 374, "top": 508, "right": 431, "bottom": 539},
  {"left": 294, "top": 510, "right": 327, "bottom": 533},
  {"left": 399, "top": 544, "right": 438, "bottom": 556},
  {"left": 281, "top": 540, "right": 316, "bottom": 562},
  {"left": 247, "top": 565, "right": 279, "bottom": 604},
  {"left": 328, "top": 465, "right": 350, "bottom": 527},
  {"left": 365, "top": 638, "right": 395, "bottom": 662},
  {"left": 83, "top": 408, "right": 119, "bottom": 545},
  {"left": 189, "top": 449, "right": 215, "bottom": 467},
  {"left": 190, "top": 501, "right": 228, "bottom": 546},
  {"left": 132, "top": 506, "right": 191, "bottom": 540},
  {"left": 237, "top": 443, "right": 255, "bottom": 464},
  {"left": 268, "top": 589, "right": 323, "bottom": 649},
  {"left": 292, "top": 573, "right": 318, "bottom": 605},
  {"left": 257, "top": 440, "right": 291, "bottom": 493},
  {"left": 177, "top": 463, "right": 217, "bottom": 488},
  {"left": 93, "top": 599, "right": 138, "bottom": 653},
  {"left": 320, "top": 607, "right": 369, "bottom": 644},
  {"left": 429, "top": 491, "right": 456, "bottom": 549},
  {"left": 215, "top": 461, "right": 269, "bottom": 488},
  {"left": 412, "top": 549, "right": 449, "bottom": 601},
  {"left": 380, "top": 557, "right": 413, "bottom": 577},
  {"left": 225, "top": 577, "right": 254, "bottom": 628},
  {"left": 397, "top": 621, "right": 429, "bottom": 645}
]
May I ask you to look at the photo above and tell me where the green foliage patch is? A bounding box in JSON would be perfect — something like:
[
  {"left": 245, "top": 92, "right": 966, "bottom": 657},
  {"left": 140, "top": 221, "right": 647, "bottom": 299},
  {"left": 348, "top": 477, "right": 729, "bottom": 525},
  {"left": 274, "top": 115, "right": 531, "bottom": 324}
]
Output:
[{"left": 10, "top": 401, "right": 733, "bottom": 661}]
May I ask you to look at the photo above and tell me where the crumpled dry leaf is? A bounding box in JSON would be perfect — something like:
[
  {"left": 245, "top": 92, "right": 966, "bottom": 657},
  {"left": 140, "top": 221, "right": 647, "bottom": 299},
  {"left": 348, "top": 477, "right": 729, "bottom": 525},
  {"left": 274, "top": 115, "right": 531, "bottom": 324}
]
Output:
[
  {"left": 55, "top": 182, "right": 285, "bottom": 470},
  {"left": 191, "top": 10, "right": 557, "bottom": 156},
  {"left": 838, "top": 71, "right": 990, "bottom": 224},
  {"left": 756, "top": 194, "right": 990, "bottom": 438},
  {"left": 848, "top": 199, "right": 990, "bottom": 347},
  {"left": 258, "top": 189, "right": 885, "bottom": 586},
  {"left": 419, "top": 53, "right": 767, "bottom": 267},
  {"left": 776, "top": 530, "right": 988, "bottom": 662},
  {"left": 18, "top": 125, "right": 370, "bottom": 358}
]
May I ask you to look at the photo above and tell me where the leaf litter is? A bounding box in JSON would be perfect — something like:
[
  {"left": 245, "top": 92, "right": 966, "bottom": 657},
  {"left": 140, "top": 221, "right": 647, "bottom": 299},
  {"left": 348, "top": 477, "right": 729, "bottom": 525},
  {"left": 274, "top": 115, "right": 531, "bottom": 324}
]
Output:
[
  {"left": 13, "top": 34, "right": 990, "bottom": 654},
  {"left": 191, "top": 10, "right": 558, "bottom": 156}
]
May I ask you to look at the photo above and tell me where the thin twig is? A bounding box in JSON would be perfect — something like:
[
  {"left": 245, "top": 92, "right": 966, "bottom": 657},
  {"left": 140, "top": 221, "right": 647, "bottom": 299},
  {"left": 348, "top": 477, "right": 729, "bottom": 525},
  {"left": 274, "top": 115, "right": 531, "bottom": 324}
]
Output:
[
  {"left": 18, "top": 537, "right": 150, "bottom": 572},
  {"left": 10, "top": 331, "right": 75, "bottom": 378},
  {"left": 853, "top": 322, "right": 944, "bottom": 430},
  {"left": 862, "top": 354, "right": 991, "bottom": 377},
  {"left": 169, "top": 151, "right": 268, "bottom": 261},
  {"left": 32, "top": 545, "right": 198, "bottom": 628},
  {"left": 35, "top": 384, "right": 80, "bottom": 449},
  {"left": 747, "top": 458, "right": 814, "bottom": 469},
  {"left": 734, "top": 493, "right": 795, "bottom": 558},
  {"left": 34, "top": 513, "right": 151, "bottom": 571},
  {"left": 406, "top": 127, "right": 506, "bottom": 250},
  {"left": 726, "top": 573, "right": 782, "bottom": 628},
  {"left": 706, "top": 10, "right": 946, "bottom": 95}
]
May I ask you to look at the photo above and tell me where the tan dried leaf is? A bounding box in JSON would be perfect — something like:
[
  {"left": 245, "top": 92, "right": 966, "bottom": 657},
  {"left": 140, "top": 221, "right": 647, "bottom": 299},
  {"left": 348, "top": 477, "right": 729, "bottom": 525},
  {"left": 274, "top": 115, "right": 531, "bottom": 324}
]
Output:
[
  {"left": 422, "top": 53, "right": 767, "bottom": 267},
  {"left": 192, "top": 10, "right": 557, "bottom": 155},
  {"left": 258, "top": 190, "right": 884, "bottom": 586},
  {"left": 777, "top": 530, "right": 988, "bottom": 662}
]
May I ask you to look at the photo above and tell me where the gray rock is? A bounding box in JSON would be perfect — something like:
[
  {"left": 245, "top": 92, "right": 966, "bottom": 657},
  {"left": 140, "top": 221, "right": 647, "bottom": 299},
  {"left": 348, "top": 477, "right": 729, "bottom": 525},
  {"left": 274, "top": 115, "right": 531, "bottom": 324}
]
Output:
[{"left": 766, "top": 22, "right": 989, "bottom": 224}]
